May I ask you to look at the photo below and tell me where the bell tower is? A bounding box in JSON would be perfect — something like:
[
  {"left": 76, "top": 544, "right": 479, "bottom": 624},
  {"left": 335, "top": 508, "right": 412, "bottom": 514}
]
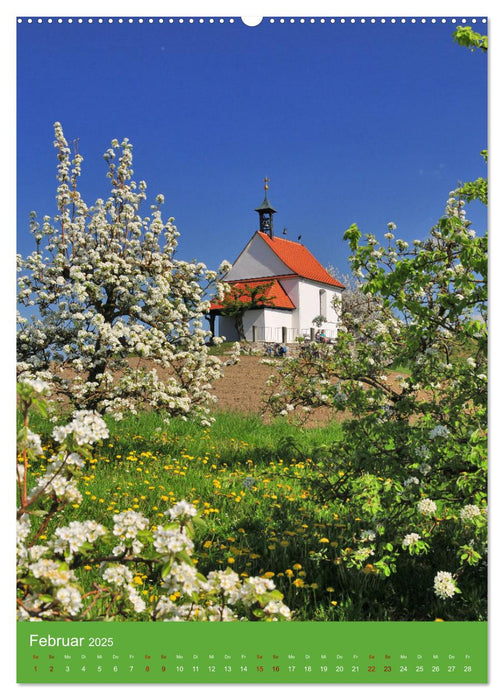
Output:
[{"left": 255, "top": 177, "right": 277, "bottom": 238}]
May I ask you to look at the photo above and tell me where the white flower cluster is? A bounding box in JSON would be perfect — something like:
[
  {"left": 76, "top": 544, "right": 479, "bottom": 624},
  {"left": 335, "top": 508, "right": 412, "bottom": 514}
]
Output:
[
  {"left": 102, "top": 564, "right": 133, "bottom": 587},
  {"left": 33, "top": 473, "right": 82, "bottom": 505},
  {"left": 17, "top": 514, "right": 31, "bottom": 550},
  {"left": 417, "top": 463, "right": 432, "bottom": 476},
  {"left": 30, "top": 558, "right": 76, "bottom": 587},
  {"left": 55, "top": 585, "right": 83, "bottom": 616},
  {"left": 417, "top": 498, "right": 437, "bottom": 516},
  {"left": 353, "top": 547, "right": 374, "bottom": 562},
  {"left": 112, "top": 510, "right": 149, "bottom": 556},
  {"left": 239, "top": 576, "right": 277, "bottom": 604},
  {"left": 433, "top": 571, "right": 458, "bottom": 600},
  {"left": 113, "top": 510, "right": 149, "bottom": 538},
  {"left": 52, "top": 520, "right": 107, "bottom": 556},
  {"left": 18, "top": 376, "right": 51, "bottom": 395},
  {"left": 206, "top": 569, "right": 242, "bottom": 603},
  {"left": 167, "top": 500, "right": 197, "bottom": 521},
  {"left": 402, "top": 533, "right": 421, "bottom": 548},
  {"left": 27, "top": 439, "right": 86, "bottom": 506},
  {"left": 52, "top": 410, "right": 109, "bottom": 445},
  {"left": 19, "top": 547, "right": 85, "bottom": 618},
  {"left": 153, "top": 525, "right": 194, "bottom": 555},
  {"left": 415, "top": 444, "right": 431, "bottom": 461},
  {"left": 163, "top": 561, "right": 203, "bottom": 597},
  {"left": 26, "top": 429, "right": 44, "bottom": 456},
  {"left": 429, "top": 425, "right": 451, "bottom": 440}
]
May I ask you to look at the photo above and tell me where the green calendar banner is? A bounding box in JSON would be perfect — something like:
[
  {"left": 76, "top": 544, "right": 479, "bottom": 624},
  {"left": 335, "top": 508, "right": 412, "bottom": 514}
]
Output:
[{"left": 17, "top": 621, "right": 487, "bottom": 683}]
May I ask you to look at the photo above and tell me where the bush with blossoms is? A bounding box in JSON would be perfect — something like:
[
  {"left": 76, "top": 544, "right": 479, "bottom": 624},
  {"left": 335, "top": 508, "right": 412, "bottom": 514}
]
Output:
[
  {"left": 17, "top": 381, "right": 291, "bottom": 622},
  {"left": 17, "top": 122, "right": 232, "bottom": 424},
  {"left": 265, "top": 155, "right": 487, "bottom": 619}
]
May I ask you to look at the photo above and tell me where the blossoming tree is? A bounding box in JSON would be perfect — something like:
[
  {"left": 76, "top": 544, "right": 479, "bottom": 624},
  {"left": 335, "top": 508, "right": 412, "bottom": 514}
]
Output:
[{"left": 17, "top": 123, "right": 230, "bottom": 423}]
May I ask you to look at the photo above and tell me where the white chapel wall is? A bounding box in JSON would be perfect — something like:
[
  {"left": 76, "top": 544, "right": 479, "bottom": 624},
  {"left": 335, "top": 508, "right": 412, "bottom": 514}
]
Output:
[
  {"left": 298, "top": 280, "right": 342, "bottom": 338},
  {"left": 224, "top": 233, "right": 292, "bottom": 281}
]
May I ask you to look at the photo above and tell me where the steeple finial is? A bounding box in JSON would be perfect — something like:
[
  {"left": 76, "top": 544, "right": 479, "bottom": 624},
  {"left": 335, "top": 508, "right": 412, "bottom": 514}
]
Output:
[{"left": 255, "top": 178, "right": 277, "bottom": 239}]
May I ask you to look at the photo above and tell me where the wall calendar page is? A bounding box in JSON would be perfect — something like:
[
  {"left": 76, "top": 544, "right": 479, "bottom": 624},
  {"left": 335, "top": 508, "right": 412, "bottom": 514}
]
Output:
[{"left": 15, "top": 8, "right": 488, "bottom": 689}]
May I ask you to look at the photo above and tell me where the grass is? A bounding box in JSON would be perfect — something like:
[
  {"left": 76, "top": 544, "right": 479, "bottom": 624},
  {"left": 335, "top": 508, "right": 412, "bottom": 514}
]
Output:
[
  {"left": 21, "top": 407, "right": 487, "bottom": 621},
  {"left": 25, "top": 410, "right": 355, "bottom": 620},
  {"left": 206, "top": 341, "right": 243, "bottom": 356}
]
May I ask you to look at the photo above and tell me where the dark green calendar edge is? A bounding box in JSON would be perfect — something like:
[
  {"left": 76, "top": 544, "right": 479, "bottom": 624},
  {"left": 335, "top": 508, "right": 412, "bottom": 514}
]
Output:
[{"left": 17, "top": 620, "right": 487, "bottom": 684}]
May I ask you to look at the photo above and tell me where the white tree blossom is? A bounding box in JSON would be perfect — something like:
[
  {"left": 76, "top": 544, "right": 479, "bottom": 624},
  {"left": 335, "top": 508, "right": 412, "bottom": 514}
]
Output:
[{"left": 17, "top": 123, "right": 229, "bottom": 422}]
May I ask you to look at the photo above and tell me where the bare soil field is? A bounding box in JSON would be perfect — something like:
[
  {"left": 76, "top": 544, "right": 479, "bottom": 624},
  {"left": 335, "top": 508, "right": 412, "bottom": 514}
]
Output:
[
  {"left": 212, "top": 355, "right": 274, "bottom": 415},
  {"left": 212, "top": 355, "right": 415, "bottom": 426},
  {"left": 212, "top": 355, "right": 336, "bottom": 425}
]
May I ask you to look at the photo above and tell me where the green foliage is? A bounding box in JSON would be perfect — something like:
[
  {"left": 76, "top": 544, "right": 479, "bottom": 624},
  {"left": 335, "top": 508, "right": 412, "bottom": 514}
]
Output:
[
  {"left": 453, "top": 26, "right": 488, "bottom": 53},
  {"left": 265, "top": 156, "right": 488, "bottom": 618}
]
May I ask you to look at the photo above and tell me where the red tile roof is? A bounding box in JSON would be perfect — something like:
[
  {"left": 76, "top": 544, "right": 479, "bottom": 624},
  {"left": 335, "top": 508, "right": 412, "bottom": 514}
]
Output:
[
  {"left": 210, "top": 278, "right": 295, "bottom": 311},
  {"left": 257, "top": 231, "right": 344, "bottom": 288}
]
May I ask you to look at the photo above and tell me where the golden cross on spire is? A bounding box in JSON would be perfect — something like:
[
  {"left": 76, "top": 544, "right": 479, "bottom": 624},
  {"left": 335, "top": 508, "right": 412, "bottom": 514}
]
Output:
[{"left": 264, "top": 176, "right": 270, "bottom": 191}]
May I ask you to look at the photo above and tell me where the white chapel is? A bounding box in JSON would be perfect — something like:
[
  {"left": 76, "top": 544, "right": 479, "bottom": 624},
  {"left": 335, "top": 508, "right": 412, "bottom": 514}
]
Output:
[{"left": 210, "top": 181, "right": 345, "bottom": 343}]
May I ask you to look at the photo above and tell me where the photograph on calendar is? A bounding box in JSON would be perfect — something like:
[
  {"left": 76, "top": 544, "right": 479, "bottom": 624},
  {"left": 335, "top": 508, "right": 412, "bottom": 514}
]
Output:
[{"left": 16, "top": 14, "right": 487, "bottom": 683}]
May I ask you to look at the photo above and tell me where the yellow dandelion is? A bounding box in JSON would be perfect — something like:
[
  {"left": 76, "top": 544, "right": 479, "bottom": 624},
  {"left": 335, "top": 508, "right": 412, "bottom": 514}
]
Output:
[{"left": 293, "top": 578, "right": 304, "bottom": 588}]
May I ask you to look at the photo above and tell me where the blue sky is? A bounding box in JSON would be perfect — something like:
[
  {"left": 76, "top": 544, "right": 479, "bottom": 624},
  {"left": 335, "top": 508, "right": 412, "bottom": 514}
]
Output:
[{"left": 16, "top": 16, "right": 487, "bottom": 280}]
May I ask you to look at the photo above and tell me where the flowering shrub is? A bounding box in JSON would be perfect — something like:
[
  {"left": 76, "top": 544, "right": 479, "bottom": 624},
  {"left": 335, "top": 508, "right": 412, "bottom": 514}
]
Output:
[
  {"left": 17, "top": 123, "right": 231, "bottom": 423},
  {"left": 17, "top": 382, "right": 291, "bottom": 622},
  {"left": 265, "top": 165, "right": 488, "bottom": 617}
]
